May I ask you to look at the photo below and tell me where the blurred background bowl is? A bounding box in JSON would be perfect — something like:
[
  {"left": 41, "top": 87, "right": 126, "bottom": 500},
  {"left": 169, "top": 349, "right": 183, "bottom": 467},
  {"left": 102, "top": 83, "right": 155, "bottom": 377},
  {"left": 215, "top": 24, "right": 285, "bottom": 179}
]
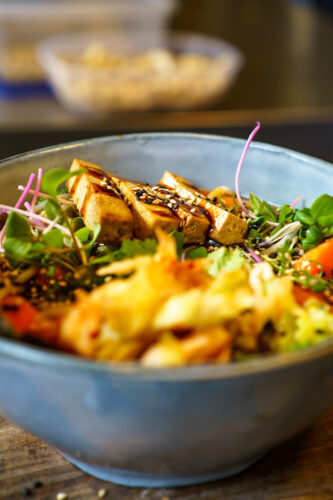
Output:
[
  {"left": 0, "top": 133, "right": 332, "bottom": 488},
  {"left": 37, "top": 31, "right": 243, "bottom": 114},
  {"left": 0, "top": 0, "right": 176, "bottom": 97}
]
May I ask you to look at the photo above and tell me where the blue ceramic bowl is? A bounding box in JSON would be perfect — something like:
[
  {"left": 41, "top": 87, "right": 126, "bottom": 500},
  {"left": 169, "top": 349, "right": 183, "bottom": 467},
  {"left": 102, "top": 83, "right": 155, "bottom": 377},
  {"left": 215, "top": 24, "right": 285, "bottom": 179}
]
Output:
[{"left": 0, "top": 133, "right": 332, "bottom": 488}]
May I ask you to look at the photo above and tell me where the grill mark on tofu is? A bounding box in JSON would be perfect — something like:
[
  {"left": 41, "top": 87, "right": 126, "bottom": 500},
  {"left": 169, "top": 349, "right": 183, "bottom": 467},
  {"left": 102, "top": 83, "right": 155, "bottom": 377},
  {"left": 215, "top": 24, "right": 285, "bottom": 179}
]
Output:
[
  {"left": 147, "top": 185, "right": 210, "bottom": 244},
  {"left": 110, "top": 177, "right": 180, "bottom": 239},
  {"left": 67, "top": 159, "right": 133, "bottom": 244},
  {"left": 80, "top": 183, "right": 119, "bottom": 220},
  {"left": 159, "top": 171, "right": 248, "bottom": 245},
  {"left": 67, "top": 161, "right": 246, "bottom": 246},
  {"left": 69, "top": 174, "right": 82, "bottom": 197}
]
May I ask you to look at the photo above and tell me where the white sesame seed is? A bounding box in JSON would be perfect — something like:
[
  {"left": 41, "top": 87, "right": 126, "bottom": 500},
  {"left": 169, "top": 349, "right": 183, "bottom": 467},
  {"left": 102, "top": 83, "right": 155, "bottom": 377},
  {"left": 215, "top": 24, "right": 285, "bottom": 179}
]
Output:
[
  {"left": 56, "top": 493, "right": 67, "bottom": 500},
  {"left": 167, "top": 203, "right": 173, "bottom": 209},
  {"left": 98, "top": 489, "right": 107, "bottom": 498},
  {"left": 190, "top": 208, "right": 196, "bottom": 213}
]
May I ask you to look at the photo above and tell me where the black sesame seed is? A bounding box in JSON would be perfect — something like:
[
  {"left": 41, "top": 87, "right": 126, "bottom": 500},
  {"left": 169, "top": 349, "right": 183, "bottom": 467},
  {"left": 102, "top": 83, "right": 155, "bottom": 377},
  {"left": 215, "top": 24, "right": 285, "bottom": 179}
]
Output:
[
  {"left": 173, "top": 203, "right": 179, "bottom": 209},
  {"left": 23, "top": 487, "right": 32, "bottom": 496},
  {"left": 33, "top": 480, "right": 43, "bottom": 488},
  {"left": 145, "top": 198, "right": 153, "bottom": 204},
  {"left": 135, "top": 191, "right": 144, "bottom": 200}
]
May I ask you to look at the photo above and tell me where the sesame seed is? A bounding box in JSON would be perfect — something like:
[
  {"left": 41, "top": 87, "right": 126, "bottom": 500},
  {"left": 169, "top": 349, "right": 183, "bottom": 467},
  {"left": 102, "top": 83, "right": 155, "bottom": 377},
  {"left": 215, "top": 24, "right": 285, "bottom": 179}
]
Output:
[
  {"left": 33, "top": 480, "right": 43, "bottom": 488},
  {"left": 56, "top": 493, "right": 67, "bottom": 500},
  {"left": 98, "top": 488, "right": 108, "bottom": 498},
  {"left": 165, "top": 194, "right": 172, "bottom": 199},
  {"left": 167, "top": 203, "right": 173, "bottom": 209},
  {"left": 190, "top": 208, "right": 196, "bottom": 213},
  {"left": 135, "top": 190, "right": 145, "bottom": 200}
]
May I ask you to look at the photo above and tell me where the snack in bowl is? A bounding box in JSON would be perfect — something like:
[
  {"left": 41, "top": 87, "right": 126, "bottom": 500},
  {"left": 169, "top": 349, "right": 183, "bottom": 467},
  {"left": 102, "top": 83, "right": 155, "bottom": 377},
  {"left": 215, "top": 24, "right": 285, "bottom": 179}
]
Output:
[
  {"left": 1, "top": 124, "right": 332, "bottom": 366},
  {"left": 0, "top": 130, "right": 332, "bottom": 488},
  {"left": 37, "top": 32, "right": 243, "bottom": 112}
]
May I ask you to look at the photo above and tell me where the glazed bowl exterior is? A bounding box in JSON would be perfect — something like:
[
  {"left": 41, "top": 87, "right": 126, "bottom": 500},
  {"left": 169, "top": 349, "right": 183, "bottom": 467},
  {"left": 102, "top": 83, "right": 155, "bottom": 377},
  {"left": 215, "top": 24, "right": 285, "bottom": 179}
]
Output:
[{"left": 0, "top": 133, "right": 332, "bottom": 487}]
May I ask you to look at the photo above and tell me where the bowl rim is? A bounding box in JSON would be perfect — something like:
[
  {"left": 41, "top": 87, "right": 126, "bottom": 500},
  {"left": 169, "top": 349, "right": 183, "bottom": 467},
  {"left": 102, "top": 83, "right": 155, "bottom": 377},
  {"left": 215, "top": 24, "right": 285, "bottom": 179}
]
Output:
[{"left": 0, "top": 131, "right": 332, "bottom": 381}]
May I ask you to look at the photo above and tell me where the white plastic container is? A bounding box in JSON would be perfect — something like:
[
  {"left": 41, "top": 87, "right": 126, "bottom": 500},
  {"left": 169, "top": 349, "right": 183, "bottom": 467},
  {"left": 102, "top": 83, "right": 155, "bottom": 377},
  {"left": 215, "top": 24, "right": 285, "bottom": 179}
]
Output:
[
  {"left": 38, "top": 31, "right": 244, "bottom": 114},
  {"left": 0, "top": 0, "right": 175, "bottom": 85}
]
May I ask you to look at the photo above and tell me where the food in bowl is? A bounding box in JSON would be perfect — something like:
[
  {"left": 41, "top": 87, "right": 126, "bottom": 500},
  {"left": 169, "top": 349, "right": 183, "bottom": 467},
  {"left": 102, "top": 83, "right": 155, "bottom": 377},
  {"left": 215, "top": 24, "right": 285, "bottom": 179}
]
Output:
[
  {"left": 37, "top": 32, "right": 243, "bottom": 112},
  {"left": 0, "top": 130, "right": 332, "bottom": 489},
  {"left": 0, "top": 124, "right": 332, "bottom": 365}
]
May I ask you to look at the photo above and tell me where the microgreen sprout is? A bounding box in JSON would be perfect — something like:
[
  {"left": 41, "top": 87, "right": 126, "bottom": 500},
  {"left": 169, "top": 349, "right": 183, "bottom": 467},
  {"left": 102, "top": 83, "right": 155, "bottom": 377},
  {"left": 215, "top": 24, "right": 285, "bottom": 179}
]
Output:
[{"left": 235, "top": 121, "right": 261, "bottom": 218}]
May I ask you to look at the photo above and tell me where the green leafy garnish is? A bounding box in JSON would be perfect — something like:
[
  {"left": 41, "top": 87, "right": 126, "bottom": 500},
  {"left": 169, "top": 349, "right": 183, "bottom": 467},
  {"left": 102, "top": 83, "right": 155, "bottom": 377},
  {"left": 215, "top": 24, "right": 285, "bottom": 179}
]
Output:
[
  {"left": 207, "top": 247, "right": 246, "bottom": 277},
  {"left": 41, "top": 168, "right": 86, "bottom": 198},
  {"left": 4, "top": 212, "right": 33, "bottom": 261},
  {"left": 295, "top": 194, "right": 333, "bottom": 250},
  {"left": 5, "top": 211, "right": 32, "bottom": 240},
  {"left": 74, "top": 227, "right": 92, "bottom": 244},
  {"left": 310, "top": 194, "right": 333, "bottom": 227},
  {"left": 89, "top": 237, "right": 157, "bottom": 266},
  {"left": 292, "top": 270, "right": 329, "bottom": 293},
  {"left": 270, "top": 204, "right": 295, "bottom": 235},
  {"left": 44, "top": 199, "right": 60, "bottom": 220},
  {"left": 249, "top": 193, "right": 277, "bottom": 222},
  {"left": 114, "top": 238, "right": 157, "bottom": 260},
  {"left": 170, "top": 230, "right": 185, "bottom": 257},
  {"left": 186, "top": 247, "right": 208, "bottom": 260},
  {"left": 41, "top": 228, "right": 64, "bottom": 249}
]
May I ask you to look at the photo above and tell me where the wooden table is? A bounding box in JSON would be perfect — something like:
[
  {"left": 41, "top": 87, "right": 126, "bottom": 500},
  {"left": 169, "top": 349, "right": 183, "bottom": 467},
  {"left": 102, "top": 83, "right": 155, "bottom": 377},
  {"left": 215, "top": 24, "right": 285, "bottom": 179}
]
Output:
[{"left": 1, "top": 411, "right": 332, "bottom": 500}]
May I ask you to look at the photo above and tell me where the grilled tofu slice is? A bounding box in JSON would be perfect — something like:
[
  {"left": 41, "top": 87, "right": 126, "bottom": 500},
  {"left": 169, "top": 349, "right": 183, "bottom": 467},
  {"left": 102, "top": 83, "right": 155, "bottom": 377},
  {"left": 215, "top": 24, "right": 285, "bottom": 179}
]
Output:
[
  {"left": 67, "top": 159, "right": 133, "bottom": 244},
  {"left": 110, "top": 176, "right": 180, "bottom": 239},
  {"left": 147, "top": 185, "right": 210, "bottom": 244},
  {"left": 159, "top": 171, "right": 248, "bottom": 245}
]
